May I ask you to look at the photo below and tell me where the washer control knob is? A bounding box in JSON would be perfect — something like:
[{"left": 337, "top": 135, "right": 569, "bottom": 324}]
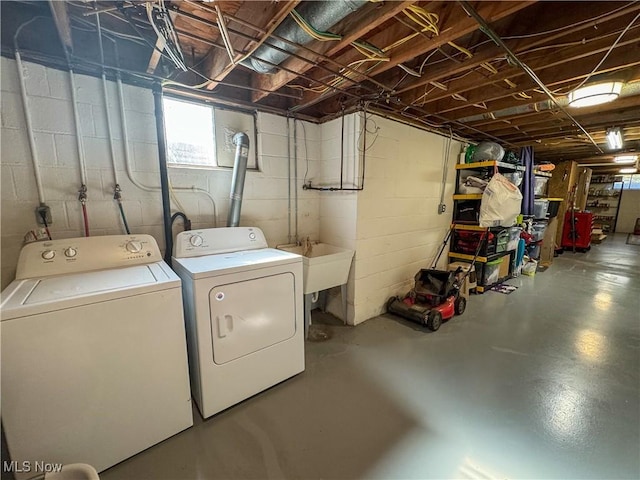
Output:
[
  {"left": 42, "top": 250, "right": 55, "bottom": 260},
  {"left": 249, "top": 232, "right": 256, "bottom": 240},
  {"left": 126, "top": 241, "right": 143, "bottom": 253},
  {"left": 190, "top": 234, "right": 204, "bottom": 247},
  {"left": 64, "top": 247, "right": 77, "bottom": 258}
]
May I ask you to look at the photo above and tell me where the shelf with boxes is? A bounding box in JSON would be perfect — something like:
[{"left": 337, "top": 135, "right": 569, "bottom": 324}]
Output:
[
  {"left": 447, "top": 226, "right": 518, "bottom": 293},
  {"left": 586, "top": 174, "right": 623, "bottom": 233},
  {"left": 450, "top": 160, "right": 525, "bottom": 292},
  {"left": 454, "top": 160, "right": 525, "bottom": 224}
]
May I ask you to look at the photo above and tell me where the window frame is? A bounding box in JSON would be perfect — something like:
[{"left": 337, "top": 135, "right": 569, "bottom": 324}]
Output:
[{"left": 162, "top": 94, "right": 261, "bottom": 172}]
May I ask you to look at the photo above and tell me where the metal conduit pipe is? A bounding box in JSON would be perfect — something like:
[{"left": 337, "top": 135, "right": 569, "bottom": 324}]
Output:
[
  {"left": 227, "top": 132, "right": 250, "bottom": 227},
  {"left": 240, "top": 0, "right": 368, "bottom": 73}
]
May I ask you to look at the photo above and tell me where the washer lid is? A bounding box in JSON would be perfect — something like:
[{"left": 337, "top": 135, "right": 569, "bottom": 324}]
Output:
[
  {"left": 1, "top": 262, "right": 180, "bottom": 320},
  {"left": 172, "top": 248, "right": 301, "bottom": 279},
  {"left": 26, "top": 265, "right": 157, "bottom": 304}
]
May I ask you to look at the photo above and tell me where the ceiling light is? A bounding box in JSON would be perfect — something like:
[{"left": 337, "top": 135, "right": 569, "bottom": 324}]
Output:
[
  {"left": 613, "top": 154, "right": 638, "bottom": 164},
  {"left": 606, "top": 127, "right": 623, "bottom": 150},
  {"left": 619, "top": 167, "right": 637, "bottom": 174},
  {"left": 568, "top": 81, "right": 623, "bottom": 108}
]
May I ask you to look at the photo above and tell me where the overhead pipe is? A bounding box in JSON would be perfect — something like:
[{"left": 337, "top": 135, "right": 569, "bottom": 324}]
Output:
[
  {"left": 240, "top": 0, "right": 368, "bottom": 73},
  {"left": 227, "top": 133, "right": 250, "bottom": 227}
]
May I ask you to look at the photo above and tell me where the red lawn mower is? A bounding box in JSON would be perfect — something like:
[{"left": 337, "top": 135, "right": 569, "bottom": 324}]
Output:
[{"left": 386, "top": 226, "right": 484, "bottom": 331}]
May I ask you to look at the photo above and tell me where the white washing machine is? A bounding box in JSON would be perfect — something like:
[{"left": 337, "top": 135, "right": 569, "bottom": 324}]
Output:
[
  {"left": 172, "top": 227, "right": 305, "bottom": 419},
  {"left": 1, "top": 235, "right": 193, "bottom": 479}
]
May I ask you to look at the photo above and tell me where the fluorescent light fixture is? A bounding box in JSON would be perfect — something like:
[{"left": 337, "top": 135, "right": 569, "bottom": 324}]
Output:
[
  {"left": 606, "top": 127, "right": 623, "bottom": 150},
  {"left": 613, "top": 154, "right": 638, "bottom": 164},
  {"left": 568, "top": 81, "right": 623, "bottom": 108},
  {"left": 619, "top": 167, "right": 637, "bottom": 174}
]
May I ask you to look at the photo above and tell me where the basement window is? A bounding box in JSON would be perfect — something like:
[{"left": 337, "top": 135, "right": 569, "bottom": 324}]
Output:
[{"left": 163, "top": 97, "right": 258, "bottom": 170}]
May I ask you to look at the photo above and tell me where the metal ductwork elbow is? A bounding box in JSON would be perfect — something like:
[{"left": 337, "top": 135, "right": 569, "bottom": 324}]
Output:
[
  {"left": 241, "top": 0, "right": 368, "bottom": 74},
  {"left": 227, "top": 132, "right": 250, "bottom": 228}
]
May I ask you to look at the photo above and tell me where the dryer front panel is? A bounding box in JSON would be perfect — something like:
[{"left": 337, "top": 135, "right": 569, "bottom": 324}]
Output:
[{"left": 209, "top": 272, "right": 296, "bottom": 364}]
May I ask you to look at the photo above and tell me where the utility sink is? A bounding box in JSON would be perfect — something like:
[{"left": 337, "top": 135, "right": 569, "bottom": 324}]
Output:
[{"left": 278, "top": 243, "right": 354, "bottom": 294}]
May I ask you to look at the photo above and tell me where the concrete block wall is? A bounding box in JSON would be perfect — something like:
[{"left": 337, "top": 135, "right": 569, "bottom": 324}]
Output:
[
  {"left": 352, "top": 115, "right": 460, "bottom": 324},
  {"left": 0, "top": 57, "right": 320, "bottom": 288},
  {"left": 315, "top": 113, "right": 460, "bottom": 325}
]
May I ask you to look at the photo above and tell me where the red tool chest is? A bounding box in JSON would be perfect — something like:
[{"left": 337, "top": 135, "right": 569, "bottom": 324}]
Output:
[{"left": 561, "top": 211, "right": 593, "bottom": 250}]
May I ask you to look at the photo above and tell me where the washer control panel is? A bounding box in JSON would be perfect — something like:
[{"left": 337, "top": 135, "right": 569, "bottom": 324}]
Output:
[
  {"left": 16, "top": 235, "right": 163, "bottom": 279},
  {"left": 173, "top": 227, "right": 268, "bottom": 258}
]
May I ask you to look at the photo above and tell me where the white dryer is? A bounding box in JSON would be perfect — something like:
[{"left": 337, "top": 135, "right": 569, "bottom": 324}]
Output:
[
  {"left": 172, "top": 227, "right": 304, "bottom": 419},
  {"left": 1, "top": 235, "right": 193, "bottom": 479}
]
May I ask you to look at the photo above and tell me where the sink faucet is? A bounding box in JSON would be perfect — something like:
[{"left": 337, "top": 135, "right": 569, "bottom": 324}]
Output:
[{"left": 302, "top": 236, "right": 313, "bottom": 257}]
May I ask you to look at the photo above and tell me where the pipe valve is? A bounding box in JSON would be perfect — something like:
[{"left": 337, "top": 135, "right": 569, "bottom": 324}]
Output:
[{"left": 78, "top": 184, "right": 88, "bottom": 204}]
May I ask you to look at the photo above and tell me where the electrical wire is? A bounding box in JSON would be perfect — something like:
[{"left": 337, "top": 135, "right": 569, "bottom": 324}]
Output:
[
  {"left": 501, "top": 2, "right": 639, "bottom": 40},
  {"left": 146, "top": 0, "right": 187, "bottom": 71},
  {"left": 213, "top": 1, "right": 236, "bottom": 65},
  {"left": 569, "top": 10, "right": 640, "bottom": 93}
]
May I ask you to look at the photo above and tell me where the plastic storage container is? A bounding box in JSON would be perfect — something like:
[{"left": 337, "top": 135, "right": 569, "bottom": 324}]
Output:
[
  {"left": 534, "top": 176, "right": 549, "bottom": 196},
  {"left": 484, "top": 257, "right": 504, "bottom": 286},
  {"left": 533, "top": 199, "right": 549, "bottom": 219},
  {"left": 547, "top": 199, "right": 562, "bottom": 218},
  {"left": 506, "top": 226, "right": 522, "bottom": 251},
  {"left": 531, "top": 221, "right": 547, "bottom": 242},
  {"left": 528, "top": 242, "right": 541, "bottom": 259},
  {"left": 453, "top": 229, "right": 510, "bottom": 256}
]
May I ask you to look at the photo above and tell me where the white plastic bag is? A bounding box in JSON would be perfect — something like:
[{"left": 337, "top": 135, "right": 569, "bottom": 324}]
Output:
[{"left": 479, "top": 173, "right": 523, "bottom": 227}]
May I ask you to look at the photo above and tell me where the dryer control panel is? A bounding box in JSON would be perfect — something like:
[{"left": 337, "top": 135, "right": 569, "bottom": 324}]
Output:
[
  {"left": 16, "top": 235, "right": 162, "bottom": 279},
  {"left": 174, "top": 227, "right": 268, "bottom": 258}
]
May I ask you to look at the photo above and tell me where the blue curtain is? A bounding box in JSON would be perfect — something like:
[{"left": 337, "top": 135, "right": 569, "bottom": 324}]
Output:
[{"left": 520, "top": 146, "right": 535, "bottom": 215}]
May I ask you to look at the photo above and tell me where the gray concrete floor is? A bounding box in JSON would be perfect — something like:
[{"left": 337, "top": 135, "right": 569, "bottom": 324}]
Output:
[{"left": 101, "top": 233, "right": 640, "bottom": 480}]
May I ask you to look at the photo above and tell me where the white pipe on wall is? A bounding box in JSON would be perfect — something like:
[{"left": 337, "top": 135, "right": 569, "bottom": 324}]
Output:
[
  {"left": 15, "top": 51, "right": 46, "bottom": 205},
  {"left": 69, "top": 69, "right": 88, "bottom": 187}
]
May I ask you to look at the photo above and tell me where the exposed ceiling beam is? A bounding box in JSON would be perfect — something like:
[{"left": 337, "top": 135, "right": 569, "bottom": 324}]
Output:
[
  {"left": 396, "top": 2, "right": 640, "bottom": 100},
  {"left": 251, "top": 0, "right": 416, "bottom": 102},
  {"left": 290, "top": 0, "right": 536, "bottom": 113},
  {"left": 196, "top": 1, "right": 300, "bottom": 89},
  {"left": 401, "top": 21, "right": 640, "bottom": 108}
]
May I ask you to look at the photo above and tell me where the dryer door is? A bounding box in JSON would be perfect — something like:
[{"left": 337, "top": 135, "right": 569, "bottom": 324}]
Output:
[{"left": 209, "top": 272, "right": 296, "bottom": 364}]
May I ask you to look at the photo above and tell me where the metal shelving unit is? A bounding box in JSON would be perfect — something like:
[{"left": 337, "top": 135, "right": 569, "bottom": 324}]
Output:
[{"left": 450, "top": 161, "right": 523, "bottom": 292}]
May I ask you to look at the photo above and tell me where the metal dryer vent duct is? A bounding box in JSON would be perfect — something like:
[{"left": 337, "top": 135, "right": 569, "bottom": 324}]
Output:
[
  {"left": 241, "top": 0, "right": 367, "bottom": 74},
  {"left": 227, "top": 132, "right": 250, "bottom": 227}
]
